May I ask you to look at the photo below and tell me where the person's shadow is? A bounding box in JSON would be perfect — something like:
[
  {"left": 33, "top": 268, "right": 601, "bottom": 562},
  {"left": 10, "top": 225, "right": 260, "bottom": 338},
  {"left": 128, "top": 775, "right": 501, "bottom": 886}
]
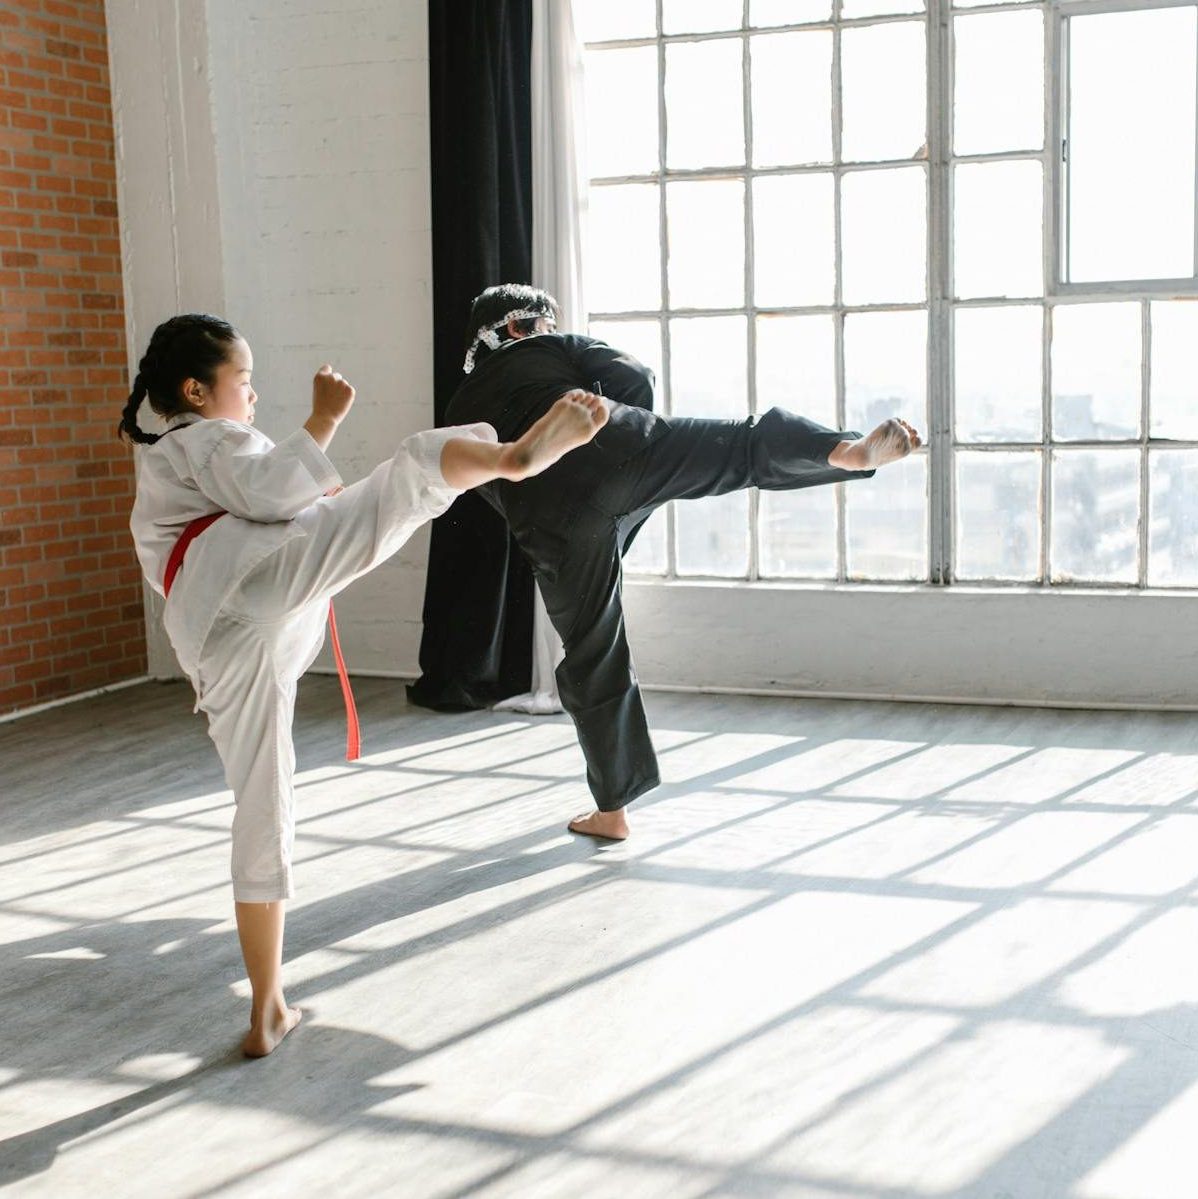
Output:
[
  {"left": 0, "top": 1021, "right": 422, "bottom": 1186},
  {"left": 0, "top": 919, "right": 422, "bottom": 1187}
]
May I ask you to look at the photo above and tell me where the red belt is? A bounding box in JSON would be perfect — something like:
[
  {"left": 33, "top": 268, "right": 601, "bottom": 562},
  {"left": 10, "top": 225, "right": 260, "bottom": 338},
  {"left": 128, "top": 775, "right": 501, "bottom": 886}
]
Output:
[{"left": 163, "top": 512, "right": 361, "bottom": 762}]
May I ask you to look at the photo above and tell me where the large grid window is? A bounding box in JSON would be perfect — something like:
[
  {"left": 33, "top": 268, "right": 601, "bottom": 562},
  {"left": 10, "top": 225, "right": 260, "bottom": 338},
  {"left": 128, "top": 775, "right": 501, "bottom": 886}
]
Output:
[{"left": 578, "top": 0, "right": 1198, "bottom": 589}]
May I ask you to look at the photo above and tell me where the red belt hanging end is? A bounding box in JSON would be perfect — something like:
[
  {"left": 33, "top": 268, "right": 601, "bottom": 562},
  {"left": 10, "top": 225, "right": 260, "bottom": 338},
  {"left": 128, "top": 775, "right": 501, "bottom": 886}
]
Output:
[{"left": 326, "top": 601, "right": 361, "bottom": 762}]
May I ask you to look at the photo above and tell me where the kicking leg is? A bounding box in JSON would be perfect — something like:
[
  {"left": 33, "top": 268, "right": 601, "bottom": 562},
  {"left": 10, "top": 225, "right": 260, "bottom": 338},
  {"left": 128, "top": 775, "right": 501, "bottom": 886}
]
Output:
[
  {"left": 597, "top": 408, "right": 922, "bottom": 521},
  {"left": 441, "top": 390, "right": 608, "bottom": 487},
  {"left": 828, "top": 418, "right": 922, "bottom": 471},
  {"left": 237, "top": 393, "right": 608, "bottom": 624}
]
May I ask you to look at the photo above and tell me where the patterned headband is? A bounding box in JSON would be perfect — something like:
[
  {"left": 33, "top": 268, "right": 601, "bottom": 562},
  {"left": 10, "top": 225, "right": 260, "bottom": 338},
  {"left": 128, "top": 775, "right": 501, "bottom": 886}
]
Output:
[{"left": 463, "top": 308, "right": 552, "bottom": 374}]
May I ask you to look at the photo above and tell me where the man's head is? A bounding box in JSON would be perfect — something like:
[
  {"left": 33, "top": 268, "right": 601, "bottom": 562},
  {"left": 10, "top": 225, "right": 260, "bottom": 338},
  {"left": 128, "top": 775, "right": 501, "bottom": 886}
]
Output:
[{"left": 463, "top": 283, "right": 562, "bottom": 373}]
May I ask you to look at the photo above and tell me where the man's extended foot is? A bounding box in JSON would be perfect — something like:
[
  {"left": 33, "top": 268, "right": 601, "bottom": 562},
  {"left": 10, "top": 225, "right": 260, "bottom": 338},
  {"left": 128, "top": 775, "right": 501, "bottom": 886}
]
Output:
[
  {"left": 830, "top": 418, "right": 922, "bottom": 471},
  {"left": 242, "top": 1004, "right": 302, "bottom": 1058},
  {"left": 502, "top": 391, "right": 609, "bottom": 481},
  {"left": 568, "top": 809, "right": 630, "bottom": 841}
]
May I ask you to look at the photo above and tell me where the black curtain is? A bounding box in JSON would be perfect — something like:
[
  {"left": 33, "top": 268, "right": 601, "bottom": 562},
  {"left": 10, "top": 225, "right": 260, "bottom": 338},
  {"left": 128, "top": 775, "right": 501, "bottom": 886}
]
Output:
[{"left": 407, "top": 0, "right": 536, "bottom": 711}]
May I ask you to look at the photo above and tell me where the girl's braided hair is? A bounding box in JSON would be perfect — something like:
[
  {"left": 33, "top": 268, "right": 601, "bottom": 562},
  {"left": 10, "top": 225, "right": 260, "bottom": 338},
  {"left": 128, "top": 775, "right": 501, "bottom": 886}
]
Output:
[{"left": 117, "top": 313, "right": 241, "bottom": 445}]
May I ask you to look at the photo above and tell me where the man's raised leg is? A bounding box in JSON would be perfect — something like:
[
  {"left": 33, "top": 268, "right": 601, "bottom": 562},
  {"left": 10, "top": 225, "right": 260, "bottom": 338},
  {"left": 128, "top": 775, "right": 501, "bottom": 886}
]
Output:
[{"left": 598, "top": 408, "right": 919, "bottom": 519}]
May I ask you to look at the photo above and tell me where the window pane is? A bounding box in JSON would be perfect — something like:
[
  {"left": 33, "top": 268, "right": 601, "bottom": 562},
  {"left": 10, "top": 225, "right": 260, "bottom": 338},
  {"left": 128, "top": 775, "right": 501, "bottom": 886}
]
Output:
[
  {"left": 754, "top": 174, "right": 835, "bottom": 307},
  {"left": 623, "top": 508, "right": 669, "bottom": 574},
  {"left": 955, "top": 451, "right": 1041, "bottom": 581},
  {"left": 843, "top": 0, "right": 924, "bottom": 17},
  {"left": 1051, "top": 450, "right": 1139, "bottom": 583},
  {"left": 954, "top": 305, "right": 1042, "bottom": 443},
  {"left": 1149, "top": 450, "right": 1198, "bottom": 587},
  {"left": 756, "top": 313, "right": 837, "bottom": 429},
  {"left": 666, "top": 40, "right": 745, "bottom": 169},
  {"left": 588, "top": 185, "right": 661, "bottom": 312},
  {"left": 669, "top": 315, "right": 748, "bottom": 417},
  {"left": 953, "top": 160, "right": 1042, "bottom": 299},
  {"left": 587, "top": 319, "right": 663, "bottom": 389},
  {"left": 841, "top": 21, "right": 926, "bottom": 163},
  {"left": 841, "top": 167, "right": 927, "bottom": 304},
  {"left": 576, "top": 0, "right": 656, "bottom": 41},
  {"left": 751, "top": 30, "right": 833, "bottom": 167},
  {"left": 759, "top": 486, "right": 838, "bottom": 578},
  {"left": 585, "top": 47, "right": 658, "bottom": 177},
  {"left": 1051, "top": 303, "right": 1140, "bottom": 441},
  {"left": 1151, "top": 303, "right": 1198, "bottom": 441},
  {"left": 751, "top": 0, "right": 832, "bottom": 26},
  {"left": 845, "top": 309, "right": 927, "bottom": 432},
  {"left": 663, "top": 0, "right": 741, "bottom": 34},
  {"left": 846, "top": 454, "right": 928, "bottom": 580},
  {"left": 1067, "top": 7, "right": 1197, "bottom": 283},
  {"left": 668, "top": 179, "right": 745, "bottom": 309},
  {"left": 954, "top": 11, "right": 1043, "bottom": 156},
  {"left": 676, "top": 490, "right": 750, "bottom": 576}
]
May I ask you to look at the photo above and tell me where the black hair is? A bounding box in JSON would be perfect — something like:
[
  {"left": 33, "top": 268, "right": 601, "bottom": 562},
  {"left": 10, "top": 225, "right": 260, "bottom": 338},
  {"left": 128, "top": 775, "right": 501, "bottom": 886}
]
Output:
[
  {"left": 463, "top": 283, "right": 561, "bottom": 368},
  {"left": 117, "top": 313, "right": 242, "bottom": 445}
]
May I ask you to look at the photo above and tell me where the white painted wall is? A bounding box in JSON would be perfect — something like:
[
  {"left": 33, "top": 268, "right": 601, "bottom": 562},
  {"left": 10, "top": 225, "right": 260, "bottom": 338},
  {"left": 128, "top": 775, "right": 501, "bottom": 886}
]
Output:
[
  {"left": 623, "top": 580, "right": 1198, "bottom": 709},
  {"left": 107, "top": 0, "right": 433, "bottom": 678}
]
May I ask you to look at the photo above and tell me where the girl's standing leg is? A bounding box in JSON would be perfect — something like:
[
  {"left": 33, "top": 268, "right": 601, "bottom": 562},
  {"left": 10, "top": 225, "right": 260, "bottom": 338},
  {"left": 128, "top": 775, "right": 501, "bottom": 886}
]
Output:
[
  {"left": 235, "top": 900, "right": 299, "bottom": 1057},
  {"left": 196, "top": 607, "right": 324, "bottom": 1056}
]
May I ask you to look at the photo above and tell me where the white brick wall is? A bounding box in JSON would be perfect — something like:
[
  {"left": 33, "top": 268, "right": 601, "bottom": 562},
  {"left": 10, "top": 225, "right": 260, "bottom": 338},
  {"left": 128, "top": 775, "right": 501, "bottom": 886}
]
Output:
[{"left": 110, "top": 0, "right": 436, "bottom": 677}]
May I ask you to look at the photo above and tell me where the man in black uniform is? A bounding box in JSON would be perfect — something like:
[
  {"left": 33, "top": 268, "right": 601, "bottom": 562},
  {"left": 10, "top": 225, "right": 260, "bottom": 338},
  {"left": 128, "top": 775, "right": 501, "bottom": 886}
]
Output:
[{"left": 447, "top": 284, "right": 921, "bottom": 840}]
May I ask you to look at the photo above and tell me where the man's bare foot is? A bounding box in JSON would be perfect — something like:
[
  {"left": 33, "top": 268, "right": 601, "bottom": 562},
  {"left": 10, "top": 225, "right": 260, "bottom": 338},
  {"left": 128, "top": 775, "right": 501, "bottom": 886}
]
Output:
[
  {"left": 829, "top": 418, "right": 922, "bottom": 471},
  {"left": 242, "top": 1004, "right": 302, "bottom": 1058},
  {"left": 500, "top": 391, "right": 609, "bottom": 481},
  {"left": 568, "top": 808, "right": 630, "bottom": 841}
]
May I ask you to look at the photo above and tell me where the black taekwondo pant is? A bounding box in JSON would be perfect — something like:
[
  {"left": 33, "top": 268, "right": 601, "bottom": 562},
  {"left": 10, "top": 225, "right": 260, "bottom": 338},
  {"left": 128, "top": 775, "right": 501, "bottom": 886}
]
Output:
[{"left": 509, "top": 407, "right": 874, "bottom": 811}]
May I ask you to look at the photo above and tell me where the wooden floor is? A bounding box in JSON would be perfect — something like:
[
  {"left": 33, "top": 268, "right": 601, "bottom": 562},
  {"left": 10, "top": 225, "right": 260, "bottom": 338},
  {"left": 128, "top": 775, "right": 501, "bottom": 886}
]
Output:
[{"left": 3, "top": 677, "right": 1198, "bottom": 1198}]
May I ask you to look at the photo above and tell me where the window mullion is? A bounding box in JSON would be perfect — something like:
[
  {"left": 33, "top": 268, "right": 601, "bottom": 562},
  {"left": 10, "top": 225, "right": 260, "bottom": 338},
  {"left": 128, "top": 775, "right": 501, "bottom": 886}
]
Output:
[
  {"left": 1042, "top": 2, "right": 1057, "bottom": 587},
  {"left": 743, "top": 5, "right": 758, "bottom": 584},
  {"left": 833, "top": 0, "right": 847, "bottom": 583},
  {"left": 928, "top": 0, "right": 952, "bottom": 586},
  {"left": 655, "top": 0, "right": 676, "bottom": 579},
  {"left": 1139, "top": 299, "right": 1151, "bottom": 587}
]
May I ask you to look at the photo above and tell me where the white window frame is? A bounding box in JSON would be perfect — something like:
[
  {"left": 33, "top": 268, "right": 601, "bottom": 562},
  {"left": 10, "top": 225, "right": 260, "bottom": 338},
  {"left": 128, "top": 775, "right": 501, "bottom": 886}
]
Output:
[
  {"left": 1050, "top": 0, "right": 1198, "bottom": 298},
  {"left": 583, "top": 0, "right": 1198, "bottom": 593},
  {"left": 588, "top": 1, "right": 936, "bottom": 585}
]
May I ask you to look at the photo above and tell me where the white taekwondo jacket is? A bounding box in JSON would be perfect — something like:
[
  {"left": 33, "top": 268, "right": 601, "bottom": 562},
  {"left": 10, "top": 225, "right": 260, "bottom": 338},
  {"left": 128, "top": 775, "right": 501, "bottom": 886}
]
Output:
[{"left": 129, "top": 412, "right": 470, "bottom": 680}]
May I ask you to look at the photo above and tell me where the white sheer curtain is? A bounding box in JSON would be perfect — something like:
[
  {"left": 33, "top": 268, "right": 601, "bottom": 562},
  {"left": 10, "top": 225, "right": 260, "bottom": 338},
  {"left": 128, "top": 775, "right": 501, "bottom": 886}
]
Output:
[{"left": 494, "top": 0, "right": 588, "bottom": 716}]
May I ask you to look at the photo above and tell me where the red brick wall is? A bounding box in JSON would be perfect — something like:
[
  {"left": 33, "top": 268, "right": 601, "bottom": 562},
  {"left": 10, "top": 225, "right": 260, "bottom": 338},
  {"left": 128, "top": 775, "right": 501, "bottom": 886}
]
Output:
[{"left": 0, "top": 0, "right": 145, "bottom": 715}]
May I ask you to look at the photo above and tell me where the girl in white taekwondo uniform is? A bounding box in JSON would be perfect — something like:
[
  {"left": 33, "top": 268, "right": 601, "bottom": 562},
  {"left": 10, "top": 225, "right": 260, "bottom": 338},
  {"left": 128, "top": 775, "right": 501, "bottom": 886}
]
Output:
[{"left": 121, "top": 314, "right": 607, "bottom": 1057}]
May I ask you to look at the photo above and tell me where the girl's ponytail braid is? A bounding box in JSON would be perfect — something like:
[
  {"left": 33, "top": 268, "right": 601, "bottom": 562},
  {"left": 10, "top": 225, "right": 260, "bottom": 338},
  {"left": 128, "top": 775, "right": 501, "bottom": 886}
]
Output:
[{"left": 117, "top": 374, "right": 159, "bottom": 445}]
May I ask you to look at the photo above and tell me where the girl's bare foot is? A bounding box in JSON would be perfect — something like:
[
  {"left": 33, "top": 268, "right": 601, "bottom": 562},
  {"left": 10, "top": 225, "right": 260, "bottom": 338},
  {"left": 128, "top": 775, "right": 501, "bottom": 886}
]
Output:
[
  {"left": 568, "top": 808, "right": 630, "bottom": 841},
  {"left": 501, "top": 391, "right": 609, "bottom": 481},
  {"left": 242, "top": 1003, "right": 302, "bottom": 1058},
  {"left": 830, "top": 418, "right": 922, "bottom": 471}
]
